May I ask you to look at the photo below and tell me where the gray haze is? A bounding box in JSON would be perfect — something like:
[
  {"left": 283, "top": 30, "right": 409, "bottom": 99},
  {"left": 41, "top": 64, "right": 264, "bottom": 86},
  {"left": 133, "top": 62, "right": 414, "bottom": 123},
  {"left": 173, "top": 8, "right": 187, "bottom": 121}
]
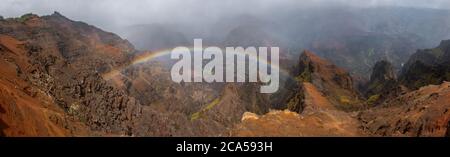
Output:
[
  {"left": 2, "top": 0, "right": 450, "bottom": 78},
  {"left": 1, "top": 0, "right": 450, "bottom": 33}
]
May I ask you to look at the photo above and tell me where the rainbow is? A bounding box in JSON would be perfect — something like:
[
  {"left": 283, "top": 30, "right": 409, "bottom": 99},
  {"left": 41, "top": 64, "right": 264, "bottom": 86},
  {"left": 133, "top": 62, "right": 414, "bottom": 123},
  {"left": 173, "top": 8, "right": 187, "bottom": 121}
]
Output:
[{"left": 102, "top": 46, "right": 291, "bottom": 80}]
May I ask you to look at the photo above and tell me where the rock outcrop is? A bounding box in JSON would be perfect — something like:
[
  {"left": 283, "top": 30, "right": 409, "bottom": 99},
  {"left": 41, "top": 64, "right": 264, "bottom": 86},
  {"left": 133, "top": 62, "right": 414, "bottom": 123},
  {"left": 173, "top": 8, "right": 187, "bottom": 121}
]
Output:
[
  {"left": 364, "top": 60, "right": 402, "bottom": 105},
  {"left": 289, "top": 50, "right": 361, "bottom": 111}
]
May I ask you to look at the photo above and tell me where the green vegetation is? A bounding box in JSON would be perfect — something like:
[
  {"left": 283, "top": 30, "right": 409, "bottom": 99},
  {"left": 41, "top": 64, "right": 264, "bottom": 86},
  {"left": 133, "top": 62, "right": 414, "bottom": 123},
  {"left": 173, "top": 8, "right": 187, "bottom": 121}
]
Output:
[
  {"left": 190, "top": 96, "right": 222, "bottom": 121},
  {"left": 367, "top": 94, "right": 380, "bottom": 105},
  {"left": 367, "top": 80, "right": 383, "bottom": 93},
  {"left": 287, "top": 93, "right": 304, "bottom": 113},
  {"left": 17, "top": 13, "right": 36, "bottom": 23},
  {"left": 430, "top": 48, "right": 444, "bottom": 58},
  {"left": 296, "top": 64, "right": 312, "bottom": 82},
  {"left": 338, "top": 96, "right": 351, "bottom": 105},
  {"left": 205, "top": 98, "right": 220, "bottom": 110},
  {"left": 401, "top": 61, "right": 444, "bottom": 89},
  {"left": 190, "top": 112, "right": 201, "bottom": 121},
  {"left": 68, "top": 102, "right": 80, "bottom": 115},
  {"left": 412, "top": 73, "right": 441, "bottom": 89},
  {"left": 335, "top": 95, "right": 366, "bottom": 112}
]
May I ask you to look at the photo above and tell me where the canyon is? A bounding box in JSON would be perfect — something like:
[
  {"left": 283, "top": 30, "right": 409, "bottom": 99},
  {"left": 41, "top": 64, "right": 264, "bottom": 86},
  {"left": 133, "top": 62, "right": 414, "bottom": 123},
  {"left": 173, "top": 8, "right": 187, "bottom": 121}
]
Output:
[{"left": 1, "top": 12, "right": 450, "bottom": 137}]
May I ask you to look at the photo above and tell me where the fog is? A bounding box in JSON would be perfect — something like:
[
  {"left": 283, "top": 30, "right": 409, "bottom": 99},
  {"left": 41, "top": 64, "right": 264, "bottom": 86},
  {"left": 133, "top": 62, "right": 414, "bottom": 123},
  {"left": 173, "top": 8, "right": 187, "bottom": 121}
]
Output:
[
  {"left": 2, "top": 0, "right": 450, "bottom": 77},
  {"left": 1, "top": 0, "right": 449, "bottom": 33}
]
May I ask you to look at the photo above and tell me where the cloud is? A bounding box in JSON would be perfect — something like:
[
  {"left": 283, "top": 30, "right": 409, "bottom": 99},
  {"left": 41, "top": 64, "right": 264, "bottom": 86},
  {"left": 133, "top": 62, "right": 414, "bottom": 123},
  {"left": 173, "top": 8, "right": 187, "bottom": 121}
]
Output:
[{"left": 0, "top": 0, "right": 448, "bottom": 32}]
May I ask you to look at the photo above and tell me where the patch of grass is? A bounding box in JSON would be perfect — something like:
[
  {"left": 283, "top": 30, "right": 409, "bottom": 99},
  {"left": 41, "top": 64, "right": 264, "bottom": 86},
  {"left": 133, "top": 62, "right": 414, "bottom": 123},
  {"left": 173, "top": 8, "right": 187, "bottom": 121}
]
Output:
[
  {"left": 190, "top": 97, "right": 221, "bottom": 121},
  {"left": 205, "top": 98, "right": 220, "bottom": 110},
  {"left": 335, "top": 96, "right": 366, "bottom": 112},
  {"left": 287, "top": 93, "right": 304, "bottom": 113},
  {"left": 296, "top": 68, "right": 312, "bottom": 82},
  {"left": 367, "top": 94, "right": 380, "bottom": 105},
  {"left": 190, "top": 112, "right": 201, "bottom": 121},
  {"left": 339, "top": 96, "right": 351, "bottom": 105},
  {"left": 368, "top": 80, "right": 383, "bottom": 92}
]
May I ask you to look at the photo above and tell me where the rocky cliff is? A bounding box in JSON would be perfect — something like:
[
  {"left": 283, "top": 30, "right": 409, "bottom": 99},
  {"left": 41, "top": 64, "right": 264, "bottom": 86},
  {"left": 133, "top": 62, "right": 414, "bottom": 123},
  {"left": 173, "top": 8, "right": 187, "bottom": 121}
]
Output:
[{"left": 400, "top": 40, "right": 450, "bottom": 89}]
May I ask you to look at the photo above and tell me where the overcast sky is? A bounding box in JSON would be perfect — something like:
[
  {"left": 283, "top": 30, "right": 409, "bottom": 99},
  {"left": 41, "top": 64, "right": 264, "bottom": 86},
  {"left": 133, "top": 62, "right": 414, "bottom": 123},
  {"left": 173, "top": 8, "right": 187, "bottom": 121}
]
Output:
[{"left": 1, "top": 0, "right": 449, "bottom": 32}]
